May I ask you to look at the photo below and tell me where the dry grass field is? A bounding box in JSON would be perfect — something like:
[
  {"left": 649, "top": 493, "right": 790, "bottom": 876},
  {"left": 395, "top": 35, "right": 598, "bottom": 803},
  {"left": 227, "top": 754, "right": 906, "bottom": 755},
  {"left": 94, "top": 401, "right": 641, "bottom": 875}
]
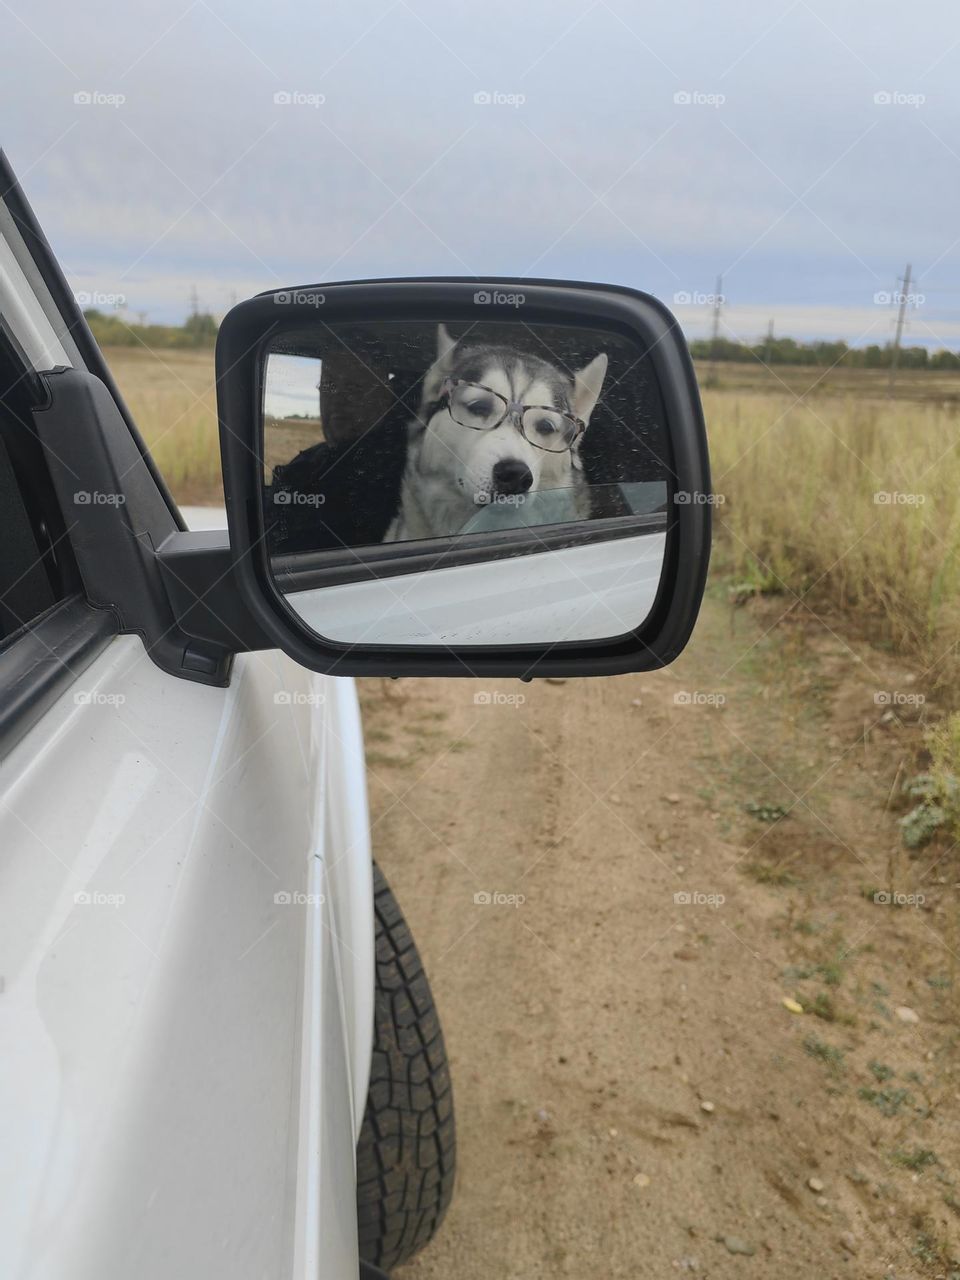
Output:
[
  {"left": 706, "top": 388, "right": 960, "bottom": 689},
  {"left": 106, "top": 346, "right": 223, "bottom": 505},
  {"left": 104, "top": 344, "right": 960, "bottom": 694},
  {"left": 693, "top": 358, "right": 960, "bottom": 405}
]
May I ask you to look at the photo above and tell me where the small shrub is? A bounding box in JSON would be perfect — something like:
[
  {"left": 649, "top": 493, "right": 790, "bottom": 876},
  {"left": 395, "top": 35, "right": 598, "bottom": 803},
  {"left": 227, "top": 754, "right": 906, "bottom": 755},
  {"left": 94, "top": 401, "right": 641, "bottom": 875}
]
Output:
[
  {"left": 900, "top": 738, "right": 960, "bottom": 848},
  {"left": 892, "top": 1147, "right": 938, "bottom": 1172},
  {"left": 858, "top": 1086, "right": 913, "bottom": 1117},
  {"left": 868, "top": 1060, "right": 895, "bottom": 1082},
  {"left": 804, "top": 1035, "right": 845, "bottom": 1073}
]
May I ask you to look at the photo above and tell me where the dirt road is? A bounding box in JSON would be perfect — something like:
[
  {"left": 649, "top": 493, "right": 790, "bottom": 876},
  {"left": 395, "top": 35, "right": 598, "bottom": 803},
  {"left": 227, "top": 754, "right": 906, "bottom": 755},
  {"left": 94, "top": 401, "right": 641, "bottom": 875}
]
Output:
[{"left": 362, "top": 589, "right": 960, "bottom": 1279}]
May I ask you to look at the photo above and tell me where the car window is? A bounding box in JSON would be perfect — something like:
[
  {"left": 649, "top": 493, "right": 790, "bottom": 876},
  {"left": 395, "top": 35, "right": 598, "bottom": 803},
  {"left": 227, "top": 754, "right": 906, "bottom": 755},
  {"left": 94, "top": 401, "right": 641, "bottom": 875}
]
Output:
[
  {"left": 0, "top": 207, "right": 83, "bottom": 644},
  {"left": 0, "top": 431, "right": 57, "bottom": 642},
  {"left": 0, "top": 201, "right": 82, "bottom": 372}
]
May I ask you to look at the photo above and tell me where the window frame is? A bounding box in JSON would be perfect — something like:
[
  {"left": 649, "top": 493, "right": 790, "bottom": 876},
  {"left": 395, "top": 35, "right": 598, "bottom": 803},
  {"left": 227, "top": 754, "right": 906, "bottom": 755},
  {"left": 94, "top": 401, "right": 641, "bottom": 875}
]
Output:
[{"left": 0, "top": 152, "right": 142, "bottom": 755}]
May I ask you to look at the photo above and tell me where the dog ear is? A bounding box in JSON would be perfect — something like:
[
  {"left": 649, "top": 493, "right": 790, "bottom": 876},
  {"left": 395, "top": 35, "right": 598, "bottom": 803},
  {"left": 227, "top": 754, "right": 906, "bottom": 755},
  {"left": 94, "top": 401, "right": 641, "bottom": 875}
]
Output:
[
  {"left": 419, "top": 324, "right": 458, "bottom": 414},
  {"left": 572, "top": 352, "right": 608, "bottom": 424},
  {"left": 436, "top": 323, "right": 457, "bottom": 365}
]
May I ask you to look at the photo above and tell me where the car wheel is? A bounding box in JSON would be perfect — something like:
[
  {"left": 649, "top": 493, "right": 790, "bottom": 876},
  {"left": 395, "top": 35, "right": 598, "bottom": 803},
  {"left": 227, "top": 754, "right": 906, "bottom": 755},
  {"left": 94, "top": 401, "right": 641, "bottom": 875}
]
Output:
[{"left": 357, "top": 862, "right": 456, "bottom": 1272}]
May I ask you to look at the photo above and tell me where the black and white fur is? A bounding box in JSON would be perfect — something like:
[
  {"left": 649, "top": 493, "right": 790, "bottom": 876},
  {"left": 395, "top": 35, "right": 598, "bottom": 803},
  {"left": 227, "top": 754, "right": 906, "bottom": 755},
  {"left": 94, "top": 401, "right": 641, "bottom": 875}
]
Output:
[{"left": 384, "top": 326, "right": 607, "bottom": 541}]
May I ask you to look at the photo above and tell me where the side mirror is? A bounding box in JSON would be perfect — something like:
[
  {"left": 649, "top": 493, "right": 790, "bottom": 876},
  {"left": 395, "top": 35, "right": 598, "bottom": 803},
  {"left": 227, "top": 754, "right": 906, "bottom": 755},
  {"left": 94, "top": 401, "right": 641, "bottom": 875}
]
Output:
[{"left": 215, "top": 278, "right": 711, "bottom": 678}]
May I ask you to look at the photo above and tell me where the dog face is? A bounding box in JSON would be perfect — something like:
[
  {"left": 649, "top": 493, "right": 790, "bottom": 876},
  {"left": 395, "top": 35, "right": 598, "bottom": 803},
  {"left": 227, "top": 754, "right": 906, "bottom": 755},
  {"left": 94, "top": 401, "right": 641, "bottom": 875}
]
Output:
[{"left": 410, "top": 325, "right": 607, "bottom": 509}]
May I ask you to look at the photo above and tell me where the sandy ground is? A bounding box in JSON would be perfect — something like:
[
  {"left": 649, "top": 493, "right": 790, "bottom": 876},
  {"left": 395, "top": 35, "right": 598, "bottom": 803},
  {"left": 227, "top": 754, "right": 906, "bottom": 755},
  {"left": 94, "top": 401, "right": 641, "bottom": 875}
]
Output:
[{"left": 359, "top": 588, "right": 960, "bottom": 1280}]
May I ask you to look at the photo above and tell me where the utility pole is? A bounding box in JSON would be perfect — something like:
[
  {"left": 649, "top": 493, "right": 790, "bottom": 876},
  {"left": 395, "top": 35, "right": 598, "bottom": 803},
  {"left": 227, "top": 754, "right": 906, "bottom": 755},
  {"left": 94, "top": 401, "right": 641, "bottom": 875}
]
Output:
[
  {"left": 707, "top": 274, "right": 723, "bottom": 387},
  {"left": 887, "top": 262, "right": 911, "bottom": 399},
  {"left": 189, "top": 284, "right": 200, "bottom": 318},
  {"left": 764, "top": 317, "right": 774, "bottom": 366}
]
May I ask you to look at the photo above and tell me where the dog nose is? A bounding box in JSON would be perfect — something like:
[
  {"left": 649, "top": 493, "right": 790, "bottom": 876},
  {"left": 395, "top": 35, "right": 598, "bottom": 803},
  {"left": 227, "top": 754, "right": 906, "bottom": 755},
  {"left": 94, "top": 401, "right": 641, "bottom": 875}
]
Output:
[{"left": 491, "top": 459, "right": 533, "bottom": 495}]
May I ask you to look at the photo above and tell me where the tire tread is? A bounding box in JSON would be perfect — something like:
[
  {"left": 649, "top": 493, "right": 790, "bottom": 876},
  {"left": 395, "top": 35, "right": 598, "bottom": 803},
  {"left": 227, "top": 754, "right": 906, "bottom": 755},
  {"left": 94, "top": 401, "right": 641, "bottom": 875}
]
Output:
[{"left": 356, "top": 863, "right": 456, "bottom": 1271}]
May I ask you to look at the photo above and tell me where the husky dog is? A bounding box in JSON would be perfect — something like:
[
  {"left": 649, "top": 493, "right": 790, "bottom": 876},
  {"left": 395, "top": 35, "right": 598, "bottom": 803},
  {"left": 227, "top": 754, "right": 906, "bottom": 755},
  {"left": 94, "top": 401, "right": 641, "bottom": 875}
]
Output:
[{"left": 384, "top": 326, "right": 607, "bottom": 542}]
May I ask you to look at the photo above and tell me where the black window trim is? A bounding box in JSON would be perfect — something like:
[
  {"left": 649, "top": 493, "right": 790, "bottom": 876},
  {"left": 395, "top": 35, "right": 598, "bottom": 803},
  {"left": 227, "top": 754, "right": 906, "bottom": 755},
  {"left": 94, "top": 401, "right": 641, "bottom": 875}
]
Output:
[
  {"left": 0, "top": 152, "right": 163, "bottom": 757},
  {"left": 272, "top": 510, "right": 668, "bottom": 593}
]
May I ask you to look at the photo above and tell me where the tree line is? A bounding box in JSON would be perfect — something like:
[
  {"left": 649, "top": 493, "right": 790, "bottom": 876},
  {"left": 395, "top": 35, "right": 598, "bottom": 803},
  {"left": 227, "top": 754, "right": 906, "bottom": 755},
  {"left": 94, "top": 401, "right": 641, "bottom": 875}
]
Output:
[
  {"left": 688, "top": 336, "right": 960, "bottom": 370},
  {"left": 82, "top": 309, "right": 219, "bottom": 349},
  {"left": 82, "top": 309, "right": 960, "bottom": 371}
]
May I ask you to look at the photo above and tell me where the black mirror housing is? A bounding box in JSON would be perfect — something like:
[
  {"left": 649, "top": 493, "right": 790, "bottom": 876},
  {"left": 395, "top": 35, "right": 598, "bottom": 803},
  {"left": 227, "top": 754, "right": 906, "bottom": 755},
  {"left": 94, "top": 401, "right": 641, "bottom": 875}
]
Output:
[{"left": 215, "top": 276, "right": 711, "bottom": 678}]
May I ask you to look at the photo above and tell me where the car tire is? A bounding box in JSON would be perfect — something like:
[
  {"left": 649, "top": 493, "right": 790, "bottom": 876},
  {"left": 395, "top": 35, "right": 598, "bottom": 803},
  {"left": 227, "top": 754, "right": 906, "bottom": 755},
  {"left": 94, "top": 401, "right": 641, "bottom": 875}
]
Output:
[{"left": 356, "top": 862, "right": 456, "bottom": 1273}]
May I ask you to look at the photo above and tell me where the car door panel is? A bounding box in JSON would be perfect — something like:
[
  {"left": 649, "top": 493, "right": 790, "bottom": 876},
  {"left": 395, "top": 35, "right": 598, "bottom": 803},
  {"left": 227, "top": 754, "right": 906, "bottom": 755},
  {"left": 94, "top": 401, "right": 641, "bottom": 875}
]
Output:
[{"left": 0, "top": 635, "right": 373, "bottom": 1280}]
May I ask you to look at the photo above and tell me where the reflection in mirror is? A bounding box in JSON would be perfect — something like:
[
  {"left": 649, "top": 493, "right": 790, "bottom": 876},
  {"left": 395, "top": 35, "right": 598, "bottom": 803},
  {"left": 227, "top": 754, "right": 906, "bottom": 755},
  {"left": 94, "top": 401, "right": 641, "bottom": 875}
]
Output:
[{"left": 262, "top": 320, "right": 672, "bottom": 647}]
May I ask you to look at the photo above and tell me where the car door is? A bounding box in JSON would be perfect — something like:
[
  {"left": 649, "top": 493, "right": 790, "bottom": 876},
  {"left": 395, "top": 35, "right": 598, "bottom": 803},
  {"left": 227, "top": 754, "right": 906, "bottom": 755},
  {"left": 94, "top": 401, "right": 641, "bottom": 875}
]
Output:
[{"left": 0, "top": 153, "right": 373, "bottom": 1280}]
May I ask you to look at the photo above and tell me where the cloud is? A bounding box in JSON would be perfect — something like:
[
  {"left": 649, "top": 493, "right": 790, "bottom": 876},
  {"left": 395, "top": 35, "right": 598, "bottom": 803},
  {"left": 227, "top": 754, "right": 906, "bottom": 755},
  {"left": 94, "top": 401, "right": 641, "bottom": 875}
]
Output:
[{"left": 5, "top": 0, "right": 960, "bottom": 337}]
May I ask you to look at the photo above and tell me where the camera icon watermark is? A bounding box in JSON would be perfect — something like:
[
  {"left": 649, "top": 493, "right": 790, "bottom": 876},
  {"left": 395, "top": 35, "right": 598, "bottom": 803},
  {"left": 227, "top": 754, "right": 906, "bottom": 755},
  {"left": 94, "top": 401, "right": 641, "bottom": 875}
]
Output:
[
  {"left": 473, "top": 889, "right": 526, "bottom": 907},
  {"left": 74, "top": 889, "right": 126, "bottom": 907},
  {"left": 873, "top": 890, "right": 925, "bottom": 907},
  {"left": 873, "top": 90, "right": 925, "bottom": 108},
  {"left": 73, "top": 490, "right": 126, "bottom": 506},
  {"left": 75, "top": 290, "right": 126, "bottom": 307},
  {"left": 274, "top": 489, "right": 325, "bottom": 506},
  {"left": 873, "top": 690, "right": 925, "bottom": 707},
  {"left": 673, "top": 690, "right": 726, "bottom": 707},
  {"left": 873, "top": 289, "right": 925, "bottom": 307},
  {"left": 473, "top": 288, "right": 525, "bottom": 308},
  {"left": 73, "top": 90, "right": 126, "bottom": 108},
  {"left": 673, "top": 290, "right": 725, "bottom": 306},
  {"left": 73, "top": 690, "right": 126, "bottom": 707},
  {"left": 473, "top": 89, "right": 526, "bottom": 108},
  {"left": 273, "top": 690, "right": 326, "bottom": 706},
  {"left": 475, "top": 490, "right": 526, "bottom": 507},
  {"left": 273, "top": 90, "right": 325, "bottom": 107},
  {"left": 673, "top": 890, "right": 725, "bottom": 908},
  {"left": 473, "top": 690, "right": 526, "bottom": 707},
  {"left": 874, "top": 491, "right": 925, "bottom": 506},
  {"left": 673, "top": 89, "right": 725, "bottom": 107},
  {"left": 674, "top": 490, "right": 725, "bottom": 506},
  {"left": 275, "top": 290, "right": 325, "bottom": 307}
]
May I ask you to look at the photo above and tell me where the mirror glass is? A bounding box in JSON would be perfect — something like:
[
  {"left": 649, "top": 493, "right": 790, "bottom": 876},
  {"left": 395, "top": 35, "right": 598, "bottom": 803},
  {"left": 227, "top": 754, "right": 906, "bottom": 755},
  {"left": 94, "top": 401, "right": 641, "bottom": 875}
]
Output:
[{"left": 261, "top": 318, "right": 671, "bottom": 647}]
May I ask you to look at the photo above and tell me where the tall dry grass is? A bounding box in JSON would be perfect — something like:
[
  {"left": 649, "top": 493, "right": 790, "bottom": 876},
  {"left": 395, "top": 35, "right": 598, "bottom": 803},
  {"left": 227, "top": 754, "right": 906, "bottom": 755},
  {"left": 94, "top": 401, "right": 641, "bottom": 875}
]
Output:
[
  {"left": 105, "top": 345, "right": 223, "bottom": 504},
  {"left": 705, "top": 388, "right": 960, "bottom": 683}
]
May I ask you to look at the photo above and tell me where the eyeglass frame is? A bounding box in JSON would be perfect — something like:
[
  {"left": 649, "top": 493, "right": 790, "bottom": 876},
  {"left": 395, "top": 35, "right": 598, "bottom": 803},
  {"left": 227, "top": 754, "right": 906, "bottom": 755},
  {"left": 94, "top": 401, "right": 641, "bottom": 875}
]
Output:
[{"left": 439, "top": 376, "right": 586, "bottom": 453}]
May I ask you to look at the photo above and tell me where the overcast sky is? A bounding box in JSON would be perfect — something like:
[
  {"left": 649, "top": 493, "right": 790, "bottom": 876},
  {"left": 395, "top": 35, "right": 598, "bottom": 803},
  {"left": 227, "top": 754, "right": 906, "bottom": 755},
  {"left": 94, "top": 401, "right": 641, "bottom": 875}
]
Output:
[{"left": 5, "top": 0, "right": 960, "bottom": 346}]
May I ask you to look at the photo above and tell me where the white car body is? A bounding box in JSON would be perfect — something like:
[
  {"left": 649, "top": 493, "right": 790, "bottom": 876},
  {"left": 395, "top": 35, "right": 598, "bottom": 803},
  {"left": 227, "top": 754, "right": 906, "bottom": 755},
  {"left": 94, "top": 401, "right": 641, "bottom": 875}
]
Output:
[
  {"left": 0, "top": 187, "right": 374, "bottom": 1280},
  {"left": 0, "top": 507, "right": 374, "bottom": 1280}
]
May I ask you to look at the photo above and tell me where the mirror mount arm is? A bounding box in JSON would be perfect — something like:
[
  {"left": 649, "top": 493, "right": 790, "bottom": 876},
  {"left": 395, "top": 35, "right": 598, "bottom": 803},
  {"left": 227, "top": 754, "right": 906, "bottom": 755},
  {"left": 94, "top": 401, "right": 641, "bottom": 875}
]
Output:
[
  {"left": 155, "top": 529, "right": 273, "bottom": 662},
  {"left": 34, "top": 368, "right": 239, "bottom": 688}
]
